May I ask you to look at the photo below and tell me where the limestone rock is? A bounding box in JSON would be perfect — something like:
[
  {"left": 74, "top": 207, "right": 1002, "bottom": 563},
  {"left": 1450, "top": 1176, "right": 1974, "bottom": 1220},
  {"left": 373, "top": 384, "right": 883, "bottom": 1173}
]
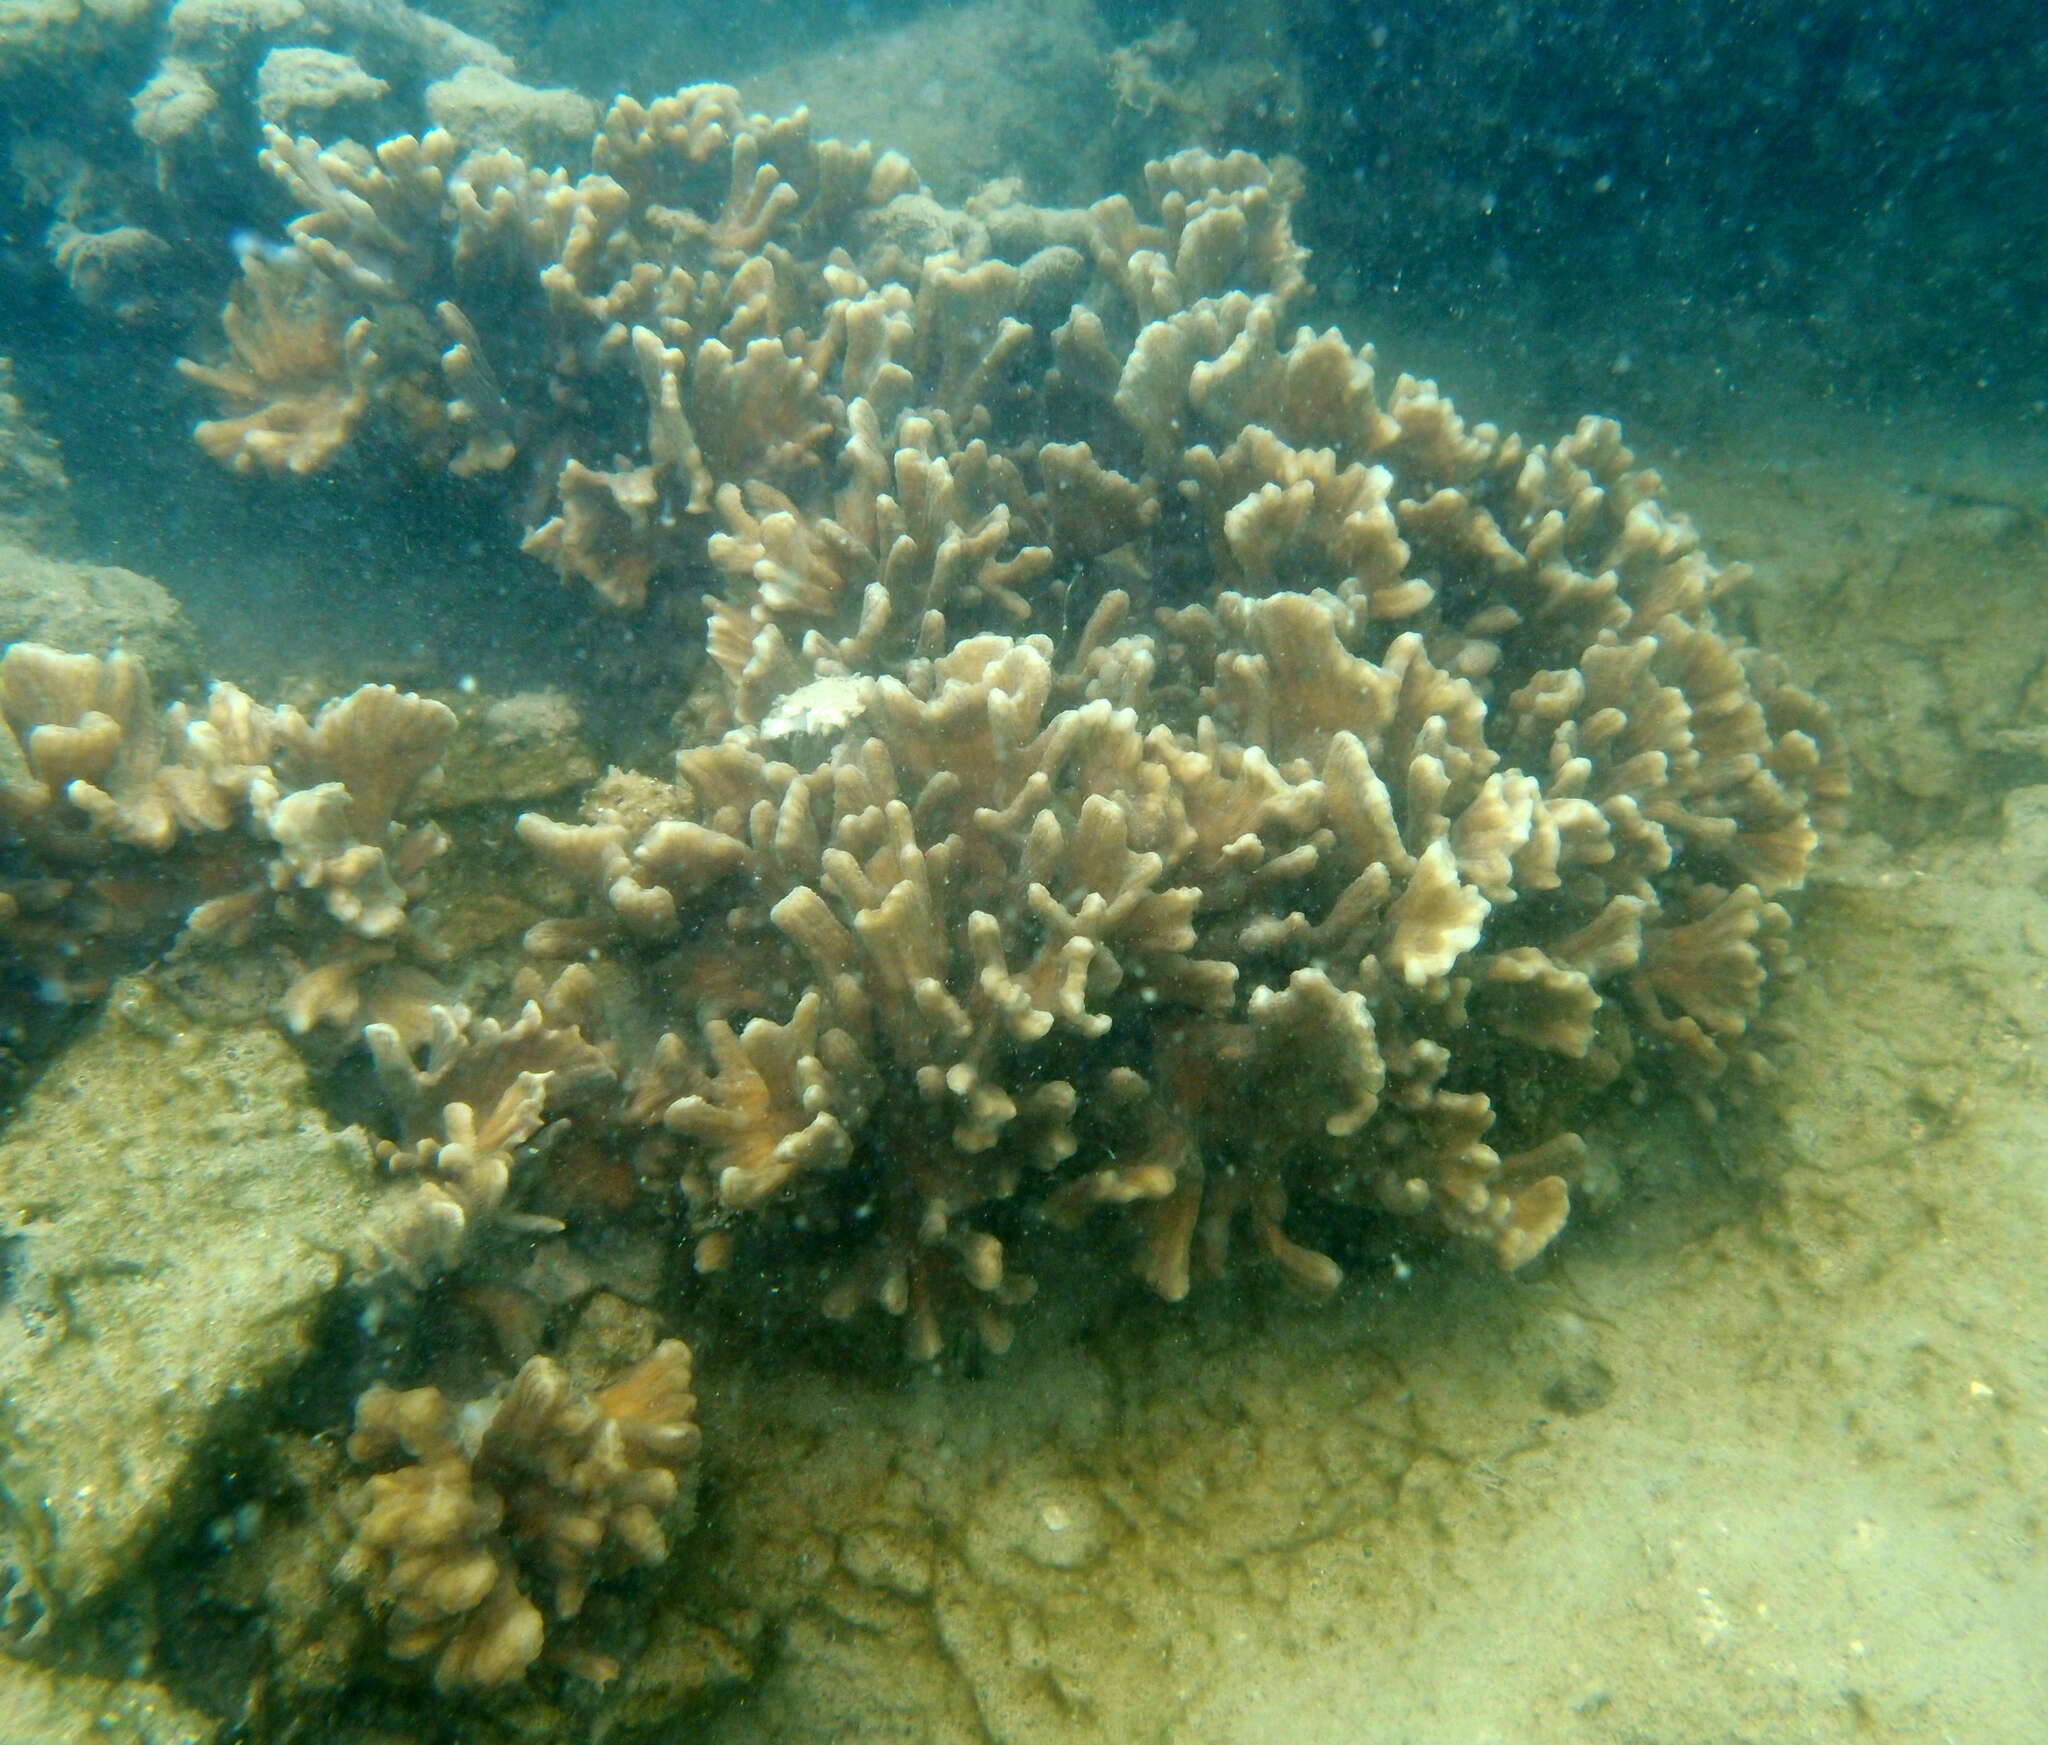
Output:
[
  {"left": 0, "top": 543, "right": 204, "bottom": 693},
  {"left": 0, "top": 1656, "right": 217, "bottom": 1744},
  {"left": 424, "top": 65, "right": 598, "bottom": 162},
  {"left": 0, "top": 974, "right": 377, "bottom": 1636}
]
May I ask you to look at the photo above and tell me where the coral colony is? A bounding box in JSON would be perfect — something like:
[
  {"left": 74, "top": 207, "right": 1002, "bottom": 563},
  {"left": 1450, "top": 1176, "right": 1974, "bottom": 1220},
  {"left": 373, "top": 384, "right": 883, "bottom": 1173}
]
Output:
[{"left": 3, "top": 83, "right": 1842, "bottom": 1694}]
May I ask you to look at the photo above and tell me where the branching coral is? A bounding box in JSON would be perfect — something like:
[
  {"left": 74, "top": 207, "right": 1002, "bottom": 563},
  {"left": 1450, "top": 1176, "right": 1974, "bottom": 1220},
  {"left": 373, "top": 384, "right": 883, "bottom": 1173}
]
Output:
[
  {"left": 339, "top": 1339, "right": 700, "bottom": 1689},
  {"left": 178, "top": 90, "right": 1312, "bottom": 649},
  {"left": 177, "top": 250, "right": 382, "bottom": 477},
  {"left": 180, "top": 88, "right": 924, "bottom": 611},
  {"left": 0, "top": 642, "right": 456, "bottom": 1036},
  {"left": 361, "top": 965, "right": 617, "bottom": 1283},
  {"left": 183, "top": 90, "right": 1843, "bottom": 1364},
  {"left": 513, "top": 544, "right": 1838, "bottom": 1353}
]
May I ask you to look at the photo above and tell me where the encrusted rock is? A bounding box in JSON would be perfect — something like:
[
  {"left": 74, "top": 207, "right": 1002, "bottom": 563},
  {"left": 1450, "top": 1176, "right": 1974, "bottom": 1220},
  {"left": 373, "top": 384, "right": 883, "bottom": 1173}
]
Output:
[
  {"left": 0, "top": 358, "right": 74, "bottom": 555},
  {"left": 0, "top": 974, "right": 377, "bottom": 1638},
  {"left": 0, "top": 543, "right": 203, "bottom": 691},
  {"left": 0, "top": 1655, "right": 219, "bottom": 1744}
]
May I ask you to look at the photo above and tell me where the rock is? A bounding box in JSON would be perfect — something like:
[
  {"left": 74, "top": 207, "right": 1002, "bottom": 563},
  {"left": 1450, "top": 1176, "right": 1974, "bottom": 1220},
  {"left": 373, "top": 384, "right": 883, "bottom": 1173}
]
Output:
[
  {"left": 603, "top": 1604, "right": 762, "bottom": 1735},
  {"left": 255, "top": 45, "right": 390, "bottom": 124},
  {"left": 0, "top": 1656, "right": 218, "bottom": 1744},
  {"left": 197, "top": 1434, "right": 368, "bottom": 1705},
  {"left": 1510, "top": 1306, "right": 1619, "bottom": 1416},
  {"left": 165, "top": 0, "right": 306, "bottom": 55},
  {"left": 424, "top": 65, "right": 598, "bottom": 162},
  {"left": 0, "top": 358, "right": 73, "bottom": 555},
  {"left": 425, "top": 687, "right": 601, "bottom": 809},
  {"left": 1999, "top": 784, "right": 2048, "bottom": 862},
  {"left": 0, "top": 0, "right": 152, "bottom": 73},
  {"left": 737, "top": 0, "right": 1115, "bottom": 201},
  {"left": 0, "top": 974, "right": 377, "bottom": 1637},
  {"left": 557, "top": 1290, "right": 661, "bottom": 1394},
  {"left": 419, "top": 0, "right": 541, "bottom": 60},
  {"left": 0, "top": 541, "right": 205, "bottom": 693}
]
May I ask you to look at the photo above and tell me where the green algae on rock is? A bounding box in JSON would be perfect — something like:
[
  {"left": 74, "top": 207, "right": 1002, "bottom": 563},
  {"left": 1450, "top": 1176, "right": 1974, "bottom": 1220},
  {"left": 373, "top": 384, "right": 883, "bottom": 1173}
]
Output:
[{"left": 0, "top": 1653, "right": 219, "bottom": 1745}]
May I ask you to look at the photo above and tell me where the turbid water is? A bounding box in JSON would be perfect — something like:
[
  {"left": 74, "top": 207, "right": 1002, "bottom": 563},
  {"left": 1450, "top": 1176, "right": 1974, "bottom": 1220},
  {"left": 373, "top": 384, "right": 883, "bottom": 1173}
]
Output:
[{"left": 1, "top": 3, "right": 2042, "bottom": 1742}]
